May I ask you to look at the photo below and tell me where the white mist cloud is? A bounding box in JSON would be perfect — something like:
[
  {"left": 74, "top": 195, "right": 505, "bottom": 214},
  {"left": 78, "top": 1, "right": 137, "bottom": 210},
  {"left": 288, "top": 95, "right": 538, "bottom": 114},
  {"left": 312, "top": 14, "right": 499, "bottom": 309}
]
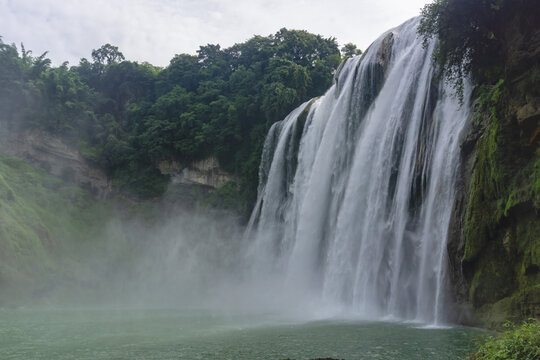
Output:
[{"left": 1, "top": 0, "right": 430, "bottom": 66}]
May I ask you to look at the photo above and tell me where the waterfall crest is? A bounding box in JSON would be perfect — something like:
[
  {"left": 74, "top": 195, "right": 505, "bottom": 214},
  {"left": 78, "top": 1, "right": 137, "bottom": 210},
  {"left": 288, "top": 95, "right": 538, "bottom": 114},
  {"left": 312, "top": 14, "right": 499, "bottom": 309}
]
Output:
[{"left": 245, "top": 18, "right": 471, "bottom": 324}]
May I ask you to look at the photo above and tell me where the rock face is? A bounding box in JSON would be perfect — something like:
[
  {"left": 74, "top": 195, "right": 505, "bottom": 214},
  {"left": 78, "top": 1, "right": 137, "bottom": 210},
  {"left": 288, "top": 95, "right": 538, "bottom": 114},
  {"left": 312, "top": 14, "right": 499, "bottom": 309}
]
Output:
[
  {"left": 0, "top": 128, "right": 111, "bottom": 198},
  {"left": 158, "top": 157, "right": 236, "bottom": 189},
  {"left": 447, "top": 20, "right": 540, "bottom": 328},
  {"left": 375, "top": 32, "right": 394, "bottom": 74}
]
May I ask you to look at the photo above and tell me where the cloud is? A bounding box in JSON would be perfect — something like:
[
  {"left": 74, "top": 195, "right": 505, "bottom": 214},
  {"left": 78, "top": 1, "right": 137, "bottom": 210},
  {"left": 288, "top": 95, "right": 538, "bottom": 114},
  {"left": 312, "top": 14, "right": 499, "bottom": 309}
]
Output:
[{"left": 0, "top": 0, "right": 430, "bottom": 67}]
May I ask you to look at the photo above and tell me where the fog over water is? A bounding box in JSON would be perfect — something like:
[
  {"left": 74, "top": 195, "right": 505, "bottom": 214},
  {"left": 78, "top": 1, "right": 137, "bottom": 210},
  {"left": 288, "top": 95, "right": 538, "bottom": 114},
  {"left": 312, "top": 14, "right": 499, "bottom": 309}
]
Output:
[
  {"left": 54, "top": 208, "right": 249, "bottom": 311},
  {"left": 63, "top": 205, "right": 330, "bottom": 320}
]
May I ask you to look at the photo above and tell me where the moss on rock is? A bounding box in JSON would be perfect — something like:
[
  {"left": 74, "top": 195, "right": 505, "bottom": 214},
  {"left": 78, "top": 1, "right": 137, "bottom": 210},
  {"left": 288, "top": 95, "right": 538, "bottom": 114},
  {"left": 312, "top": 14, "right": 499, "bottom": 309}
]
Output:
[{"left": 460, "top": 67, "right": 540, "bottom": 327}]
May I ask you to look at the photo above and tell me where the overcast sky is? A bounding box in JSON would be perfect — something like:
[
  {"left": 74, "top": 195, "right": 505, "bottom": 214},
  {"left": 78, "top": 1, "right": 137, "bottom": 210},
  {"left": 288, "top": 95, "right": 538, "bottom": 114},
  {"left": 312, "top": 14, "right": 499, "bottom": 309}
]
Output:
[{"left": 1, "top": 0, "right": 431, "bottom": 67}]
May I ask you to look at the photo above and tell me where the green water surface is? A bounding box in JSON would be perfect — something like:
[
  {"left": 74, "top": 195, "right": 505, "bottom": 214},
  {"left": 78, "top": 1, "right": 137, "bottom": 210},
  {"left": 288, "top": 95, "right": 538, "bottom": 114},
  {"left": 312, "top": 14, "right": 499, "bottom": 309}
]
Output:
[{"left": 0, "top": 309, "right": 482, "bottom": 359}]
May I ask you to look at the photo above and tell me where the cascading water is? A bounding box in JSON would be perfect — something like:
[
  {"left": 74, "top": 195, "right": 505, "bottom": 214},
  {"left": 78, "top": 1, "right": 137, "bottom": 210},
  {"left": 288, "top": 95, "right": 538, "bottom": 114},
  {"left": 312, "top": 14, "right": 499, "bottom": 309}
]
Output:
[{"left": 245, "top": 18, "right": 471, "bottom": 324}]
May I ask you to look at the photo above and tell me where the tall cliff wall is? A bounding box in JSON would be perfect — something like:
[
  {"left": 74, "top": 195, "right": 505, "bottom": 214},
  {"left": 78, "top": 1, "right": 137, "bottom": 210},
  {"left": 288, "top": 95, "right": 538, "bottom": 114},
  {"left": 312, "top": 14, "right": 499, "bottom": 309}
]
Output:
[{"left": 448, "top": 19, "right": 540, "bottom": 328}]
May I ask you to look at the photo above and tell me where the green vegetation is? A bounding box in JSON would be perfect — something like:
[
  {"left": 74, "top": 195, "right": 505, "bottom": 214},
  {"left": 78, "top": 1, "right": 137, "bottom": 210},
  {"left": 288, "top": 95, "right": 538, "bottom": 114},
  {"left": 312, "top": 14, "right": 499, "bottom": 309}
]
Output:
[
  {"left": 0, "top": 153, "right": 114, "bottom": 305},
  {"left": 341, "top": 43, "right": 362, "bottom": 58},
  {"left": 0, "top": 30, "right": 350, "bottom": 214},
  {"left": 468, "top": 320, "right": 540, "bottom": 359},
  {"left": 463, "top": 80, "right": 505, "bottom": 263},
  {"left": 201, "top": 181, "right": 242, "bottom": 210},
  {"left": 418, "top": 0, "right": 539, "bottom": 98}
]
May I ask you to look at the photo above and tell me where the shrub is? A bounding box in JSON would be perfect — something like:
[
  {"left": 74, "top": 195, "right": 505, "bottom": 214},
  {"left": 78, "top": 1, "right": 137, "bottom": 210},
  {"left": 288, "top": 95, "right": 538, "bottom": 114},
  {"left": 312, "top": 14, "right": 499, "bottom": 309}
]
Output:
[{"left": 468, "top": 320, "right": 540, "bottom": 360}]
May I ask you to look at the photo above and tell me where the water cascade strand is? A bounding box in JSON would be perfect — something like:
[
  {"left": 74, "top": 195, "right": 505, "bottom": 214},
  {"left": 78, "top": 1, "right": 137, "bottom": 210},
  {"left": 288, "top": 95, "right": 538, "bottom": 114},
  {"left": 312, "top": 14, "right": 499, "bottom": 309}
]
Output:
[{"left": 245, "top": 18, "right": 471, "bottom": 324}]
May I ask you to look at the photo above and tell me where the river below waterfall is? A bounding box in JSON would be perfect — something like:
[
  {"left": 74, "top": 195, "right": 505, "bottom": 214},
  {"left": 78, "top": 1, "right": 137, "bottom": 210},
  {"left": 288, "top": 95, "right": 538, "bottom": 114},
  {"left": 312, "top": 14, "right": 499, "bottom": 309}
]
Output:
[{"left": 0, "top": 309, "right": 482, "bottom": 359}]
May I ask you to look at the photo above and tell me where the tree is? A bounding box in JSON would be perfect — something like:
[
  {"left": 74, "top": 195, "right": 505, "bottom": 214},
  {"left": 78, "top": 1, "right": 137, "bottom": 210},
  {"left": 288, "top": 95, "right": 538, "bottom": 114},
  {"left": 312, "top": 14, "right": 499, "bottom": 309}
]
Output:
[
  {"left": 91, "top": 43, "right": 125, "bottom": 65},
  {"left": 157, "top": 54, "right": 200, "bottom": 94},
  {"left": 341, "top": 43, "right": 362, "bottom": 58}
]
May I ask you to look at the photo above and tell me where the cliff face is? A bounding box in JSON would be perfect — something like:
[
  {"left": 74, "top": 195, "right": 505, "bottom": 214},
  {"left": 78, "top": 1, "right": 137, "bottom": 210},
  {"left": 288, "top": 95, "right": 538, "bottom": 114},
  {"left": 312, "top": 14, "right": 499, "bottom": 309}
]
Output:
[
  {"left": 448, "top": 19, "right": 540, "bottom": 328},
  {"left": 158, "top": 157, "right": 237, "bottom": 189},
  {"left": 0, "top": 128, "right": 111, "bottom": 199}
]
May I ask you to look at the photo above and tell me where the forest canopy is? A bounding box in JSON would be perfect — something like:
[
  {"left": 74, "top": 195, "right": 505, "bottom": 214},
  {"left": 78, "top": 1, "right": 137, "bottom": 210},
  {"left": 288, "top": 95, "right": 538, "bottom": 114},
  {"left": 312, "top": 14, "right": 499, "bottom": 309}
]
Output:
[{"left": 0, "top": 30, "right": 349, "bottom": 212}]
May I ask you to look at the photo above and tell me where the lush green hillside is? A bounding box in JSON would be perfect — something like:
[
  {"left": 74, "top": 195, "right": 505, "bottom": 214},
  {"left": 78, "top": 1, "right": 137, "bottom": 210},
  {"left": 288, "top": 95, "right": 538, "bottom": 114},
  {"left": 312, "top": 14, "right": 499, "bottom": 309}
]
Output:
[{"left": 0, "top": 152, "right": 114, "bottom": 306}]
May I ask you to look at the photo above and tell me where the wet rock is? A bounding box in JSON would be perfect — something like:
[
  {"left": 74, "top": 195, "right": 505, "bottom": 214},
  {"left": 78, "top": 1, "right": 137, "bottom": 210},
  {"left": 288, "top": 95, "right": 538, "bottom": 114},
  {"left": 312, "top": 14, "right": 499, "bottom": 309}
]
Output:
[{"left": 375, "top": 32, "right": 394, "bottom": 74}]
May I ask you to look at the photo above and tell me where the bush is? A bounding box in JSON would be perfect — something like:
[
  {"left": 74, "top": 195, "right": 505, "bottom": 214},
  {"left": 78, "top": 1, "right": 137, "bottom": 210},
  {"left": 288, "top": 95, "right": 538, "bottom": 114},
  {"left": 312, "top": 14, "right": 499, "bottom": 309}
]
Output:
[{"left": 468, "top": 320, "right": 540, "bottom": 360}]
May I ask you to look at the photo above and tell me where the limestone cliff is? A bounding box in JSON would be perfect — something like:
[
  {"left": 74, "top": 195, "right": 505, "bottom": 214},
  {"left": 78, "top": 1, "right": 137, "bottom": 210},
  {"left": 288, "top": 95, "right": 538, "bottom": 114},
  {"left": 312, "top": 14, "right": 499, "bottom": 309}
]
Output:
[{"left": 157, "top": 157, "right": 236, "bottom": 189}]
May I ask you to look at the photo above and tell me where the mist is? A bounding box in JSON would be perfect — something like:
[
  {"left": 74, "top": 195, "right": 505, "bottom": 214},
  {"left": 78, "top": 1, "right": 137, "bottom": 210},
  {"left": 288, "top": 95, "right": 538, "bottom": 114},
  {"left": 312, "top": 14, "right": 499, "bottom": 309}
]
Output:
[
  {"left": 16, "top": 192, "right": 319, "bottom": 320},
  {"left": 34, "top": 204, "right": 243, "bottom": 309}
]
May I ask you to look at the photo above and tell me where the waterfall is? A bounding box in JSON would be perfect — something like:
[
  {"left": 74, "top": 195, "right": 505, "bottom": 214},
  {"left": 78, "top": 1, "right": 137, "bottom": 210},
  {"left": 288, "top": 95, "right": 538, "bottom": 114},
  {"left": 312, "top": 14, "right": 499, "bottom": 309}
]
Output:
[{"left": 245, "top": 17, "right": 471, "bottom": 324}]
